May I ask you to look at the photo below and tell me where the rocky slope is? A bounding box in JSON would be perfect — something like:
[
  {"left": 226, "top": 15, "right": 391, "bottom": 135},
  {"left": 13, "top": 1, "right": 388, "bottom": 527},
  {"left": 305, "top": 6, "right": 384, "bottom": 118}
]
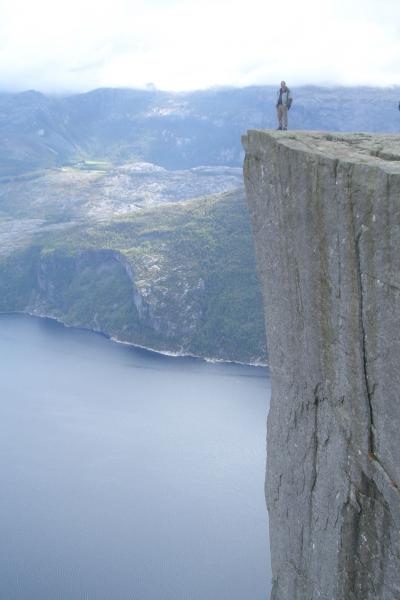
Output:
[
  {"left": 0, "top": 188, "right": 266, "bottom": 364},
  {"left": 0, "top": 161, "right": 243, "bottom": 221},
  {"left": 243, "top": 131, "right": 400, "bottom": 599}
]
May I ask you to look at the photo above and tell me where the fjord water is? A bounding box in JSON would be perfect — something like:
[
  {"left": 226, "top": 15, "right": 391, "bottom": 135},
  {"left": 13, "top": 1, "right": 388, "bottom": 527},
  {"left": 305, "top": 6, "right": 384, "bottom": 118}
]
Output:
[{"left": 0, "top": 314, "right": 271, "bottom": 599}]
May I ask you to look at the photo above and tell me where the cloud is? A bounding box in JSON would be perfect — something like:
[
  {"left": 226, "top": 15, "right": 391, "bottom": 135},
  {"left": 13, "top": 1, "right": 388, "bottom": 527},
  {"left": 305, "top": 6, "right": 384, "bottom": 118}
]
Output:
[{"left": 0, "top": 0, "right": 399, "bottom": 92}]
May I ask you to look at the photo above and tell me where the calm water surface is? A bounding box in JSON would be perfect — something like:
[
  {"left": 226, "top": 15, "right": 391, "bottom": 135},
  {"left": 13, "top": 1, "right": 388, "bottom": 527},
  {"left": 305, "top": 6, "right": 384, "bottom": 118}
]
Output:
[{"left": 0, "top": 314, "right": 271, "bottom": 599}]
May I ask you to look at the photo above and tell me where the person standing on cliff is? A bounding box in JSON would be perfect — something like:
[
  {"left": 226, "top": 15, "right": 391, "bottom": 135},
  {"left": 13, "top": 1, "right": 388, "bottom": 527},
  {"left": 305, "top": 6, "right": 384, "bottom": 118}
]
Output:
[{"left": 276, "top": 81, "right": 293, "bottom": 130}]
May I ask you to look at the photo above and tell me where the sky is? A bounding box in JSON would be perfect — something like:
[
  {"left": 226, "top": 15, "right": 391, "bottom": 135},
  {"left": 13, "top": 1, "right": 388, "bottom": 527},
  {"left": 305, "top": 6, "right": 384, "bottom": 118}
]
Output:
[{"left": 0, "top": 0, "right": 399, "bottom": 93}]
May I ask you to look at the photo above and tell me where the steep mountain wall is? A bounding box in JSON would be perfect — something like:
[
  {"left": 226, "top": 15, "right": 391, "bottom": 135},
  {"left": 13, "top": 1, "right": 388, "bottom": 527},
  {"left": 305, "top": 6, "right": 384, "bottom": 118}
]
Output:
[{"left": 243, "top": 131, "right": 400, "bottom": 599}]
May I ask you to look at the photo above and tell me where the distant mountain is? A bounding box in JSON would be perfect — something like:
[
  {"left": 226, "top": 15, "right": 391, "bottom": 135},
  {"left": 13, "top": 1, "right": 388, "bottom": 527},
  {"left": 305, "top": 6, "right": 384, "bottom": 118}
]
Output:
[{"left": 0, "top": 86, "right": 399, "bottom": 175}]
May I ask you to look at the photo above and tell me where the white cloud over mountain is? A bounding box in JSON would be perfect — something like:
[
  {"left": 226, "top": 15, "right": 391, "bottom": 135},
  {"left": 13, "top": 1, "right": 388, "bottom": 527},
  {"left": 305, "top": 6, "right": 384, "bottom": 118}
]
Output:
[{"left": 0, "top": 0, "right": 399, "bottom": 92}]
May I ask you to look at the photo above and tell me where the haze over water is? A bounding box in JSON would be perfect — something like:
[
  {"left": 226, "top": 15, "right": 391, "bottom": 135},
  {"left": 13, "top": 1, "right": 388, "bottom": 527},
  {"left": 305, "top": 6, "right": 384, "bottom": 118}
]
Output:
[{"left": 0, "top": 314, "right": 271, "bottom": 599}]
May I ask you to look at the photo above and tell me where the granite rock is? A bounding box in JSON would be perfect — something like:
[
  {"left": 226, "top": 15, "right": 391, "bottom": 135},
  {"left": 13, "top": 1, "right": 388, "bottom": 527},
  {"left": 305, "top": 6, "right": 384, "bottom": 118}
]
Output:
[{"left": 243, "top": 131, "right": 400, "bottom": 599}]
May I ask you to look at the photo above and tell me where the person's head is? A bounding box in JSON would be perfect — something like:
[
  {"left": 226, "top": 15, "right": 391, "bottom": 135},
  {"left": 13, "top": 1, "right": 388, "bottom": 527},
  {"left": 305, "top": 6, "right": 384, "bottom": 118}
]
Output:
[{"left": 280, "top": 80, "right": 286, "bottom": 89}]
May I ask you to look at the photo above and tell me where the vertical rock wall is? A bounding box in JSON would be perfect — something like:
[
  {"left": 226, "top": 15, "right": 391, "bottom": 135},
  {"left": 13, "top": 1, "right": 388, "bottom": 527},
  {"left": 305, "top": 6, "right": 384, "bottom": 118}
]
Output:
[{"left": 243, "top": 131, "right": 400, "bottom": 600}]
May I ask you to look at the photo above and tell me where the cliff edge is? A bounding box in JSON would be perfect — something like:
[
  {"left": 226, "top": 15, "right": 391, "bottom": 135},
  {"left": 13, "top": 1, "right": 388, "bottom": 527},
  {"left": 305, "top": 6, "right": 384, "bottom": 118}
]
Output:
[{"left": 243, "top": 131, "right": 400, "bottom": 599}]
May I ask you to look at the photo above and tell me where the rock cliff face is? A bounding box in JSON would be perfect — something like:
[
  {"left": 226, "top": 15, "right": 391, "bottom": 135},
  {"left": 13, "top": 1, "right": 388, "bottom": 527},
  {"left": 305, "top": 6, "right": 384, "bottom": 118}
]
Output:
[
  {"left": 243, "top": 131, "right": 400, "bottom": 599},
  {"left": 0, "top": 188, "right": 267, "bottom": 364}
]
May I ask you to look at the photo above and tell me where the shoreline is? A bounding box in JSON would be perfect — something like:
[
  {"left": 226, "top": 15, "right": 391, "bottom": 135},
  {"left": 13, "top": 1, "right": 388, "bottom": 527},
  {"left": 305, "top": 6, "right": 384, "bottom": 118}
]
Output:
[{"left": 0, "top": 310, "right": 268, "bottom": 369}]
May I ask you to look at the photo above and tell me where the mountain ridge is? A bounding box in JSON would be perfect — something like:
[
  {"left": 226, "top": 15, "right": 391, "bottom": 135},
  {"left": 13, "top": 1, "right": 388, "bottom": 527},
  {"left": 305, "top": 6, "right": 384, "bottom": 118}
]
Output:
[{"left": 1, "top": 85, "right": 399, "bottom": 175}]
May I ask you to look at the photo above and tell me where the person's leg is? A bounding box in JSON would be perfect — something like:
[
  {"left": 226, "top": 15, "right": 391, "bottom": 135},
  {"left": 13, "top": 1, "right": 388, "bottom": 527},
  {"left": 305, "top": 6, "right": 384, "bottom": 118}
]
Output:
[
  {"left": 282, "top": 106, "right": 288, "bottom": 130},
  {"left": 277, "top": 105, "right": 283, "bottom": 129}
]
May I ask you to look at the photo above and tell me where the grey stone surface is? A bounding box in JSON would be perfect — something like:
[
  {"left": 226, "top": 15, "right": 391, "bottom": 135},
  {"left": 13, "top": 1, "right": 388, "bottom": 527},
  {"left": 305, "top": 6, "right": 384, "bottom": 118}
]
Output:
[{"left": 243, "top": 131, "right": 400, "bottom": 599}]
